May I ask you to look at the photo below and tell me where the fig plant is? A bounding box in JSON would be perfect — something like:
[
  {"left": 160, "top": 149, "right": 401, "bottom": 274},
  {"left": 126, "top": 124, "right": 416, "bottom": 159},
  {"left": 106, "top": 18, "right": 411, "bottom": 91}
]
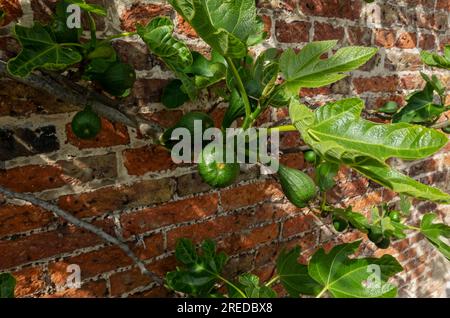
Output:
[{"left": 2, "top": 0, "right": 449, "bottom": 298}]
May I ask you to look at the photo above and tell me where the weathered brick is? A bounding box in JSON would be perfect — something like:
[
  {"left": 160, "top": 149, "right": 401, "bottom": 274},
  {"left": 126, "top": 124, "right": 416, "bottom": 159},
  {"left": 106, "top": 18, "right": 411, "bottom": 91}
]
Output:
[
  {"left": 0, "top": 80, "right": 78, "bottom": 117},
  {"left": 300, "top": 0, "right": 362, "bottom": 20},
  {"left": 58, "top": 179, "right": 174, "bottom": 218},
  {"left": 13, "top": 266, "right": 46, "bottom": 297},
  {"left": 0, "top": 224, "right": 111, "bottom": 269},
  {"left": 419, "top": 34, "right": 436, "bottom": 50},
  {"left": 176, "top": 15, "right": 197, "bottom": 38},
  {"left": 120, "top": 3, "right": 172, "bottom": 32},
  {"left": 131, "top": 78, "right": 170, "bottom": 106},
  {"left": 0, "top": 204, "right": 56, "bottom": 237},
  {"left": 436, "top": 0, "right": 450, "bottom": 11},
  {"left": 275, "top": 20, "right": 310, "bottom": 43},
  {"left": 49, "top": 246, "right": 133, "bottom": 285},
  {"left": 56, "top": 153, "right": 118, "bottom": 184},
  {"left": 353, "top": 76, "right": 399, "bottom": 93},
  {"left": 109, "top": 267, "right": 153, "bottom": 296},
  {"left": 66, "top": 118, "right": 130, "bottom": 150},
  {"left": 347, "top": 26, "right": 372, "bottom": 46},
  {"left": 123, "top": 145, "right": 176, "bottom": 175},
  {"left": 220, "top": 223, "right": 279, "bottom": 254},
  {"left": 176, "top": 172, "right": 212, "bottom": 196},
  {"left": 396, "top": 32, "right": 417, "bottom": 49},
  {"left": 0, "top": 0, "right": 22, "bottom": 26},
  {"left": 314, "top": 22, "right": 344, "bottom": 41},
  {"left": 375, "top": 29, "right": 396, "bottom": 48},
  {"left": 283, "top": 214, "right": 319, "bottom": 238},
  {"left": 45, "top": 280, "right": 108, "bottom": 298},
  {"left": 112, "top": 40, "right": 151, "bottom": 71},
  {"left": 385, "top": 52, "right": 422, "bottom": 71},
  {"left": 121, "top": 194, "right": 219, "bottom": 237},
  {"left": 220, "top": 181, "right": 283, "bottom": 211},
  {"left": 0, "top": 126, "right": 59, "bottom": 161},
  {"left": 0, "top": 165, "right": 67, "bottom": 193}
]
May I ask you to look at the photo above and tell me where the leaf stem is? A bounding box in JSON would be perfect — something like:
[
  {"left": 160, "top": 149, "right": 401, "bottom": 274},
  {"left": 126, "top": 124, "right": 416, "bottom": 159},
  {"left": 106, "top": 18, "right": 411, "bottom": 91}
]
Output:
[
  {"left": 265, "top": 275, "right": 280, "bottom": 287},
  {"left": 315, "top": 287, "right": 328, "bottom": 298},
  {"left": 60, "top": 43, "right": 86, "bottom": 49},
  {"left": 404, "top": 224, "right": 421, "bottom": 231},
  {"left": 99, "top": 31, "right": 138, "bottom": 45},
  {"left": 88, "top": 12, "right": 97, "bottom": 47},
  {"left": 268, "top": 125, "right": 297, "bottom": 133},
  {"left": 320, "top": 192, "right": 327, "bottom": 211},
  {"left": 225, "top": 57, "right": 252, "bottom": 125},
  {"left": 215, "top": 274, "right": 247, "bottom": 298}
]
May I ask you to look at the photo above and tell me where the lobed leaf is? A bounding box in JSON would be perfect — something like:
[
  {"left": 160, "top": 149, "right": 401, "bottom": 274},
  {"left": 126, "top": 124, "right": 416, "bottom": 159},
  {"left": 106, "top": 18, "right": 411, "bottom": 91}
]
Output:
[
  {"left": 168, "top": 0, "right": 264, "bottom": 58},
  {"left": 280, "top": 42, "right": 377, "bottom": 90},
  {"left": 308, "top": 241, "right": 402, "bottom": 298},
  {"left": 7, "top": 24, "right": 82, "bottom": 77}
]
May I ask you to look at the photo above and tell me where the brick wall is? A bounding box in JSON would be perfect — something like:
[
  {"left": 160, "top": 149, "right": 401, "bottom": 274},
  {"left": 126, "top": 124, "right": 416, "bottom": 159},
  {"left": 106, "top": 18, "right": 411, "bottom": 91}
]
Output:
[{"left": 0, "top": 0, "right": 449, "bottom": 298}]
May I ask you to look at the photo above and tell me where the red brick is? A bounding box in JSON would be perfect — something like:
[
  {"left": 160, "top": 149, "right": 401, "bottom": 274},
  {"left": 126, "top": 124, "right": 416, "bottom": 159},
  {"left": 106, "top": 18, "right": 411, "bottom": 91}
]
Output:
[
  {"left": 121, "top": 194, "right": 219, "bottom": 237},
  {"left": 123, "top": 145, "right": 176, "bottom": 175},
  {"left": 0, "top": 204, "right": 56, "bottom": 237},
  {"left": 44, "top": 280, "right": 108, "bottom": 298},
  {"left": 133, "top": 233, "right": 165, "bottom": 260},
  {"left": 177, "top": 15, "right": 197, "bottom": 38},
  {"left": 419, "top": 34, "right": 436, "bottom": 50},
  {"left": 436, "top": 0, "right": 450, "bottom": 11},
  {"left": 300, "top": 0, "right": 362, "bottom": 20},
  {"left": 66, "top": 118, "right": 130, "bottom": 150},
  {"left": 13, "top": 266, "right": 46, "bottom": 297},
  {"left": 145, "top": 110, "right": 183, "bottom": 129},
  {"left": 120, "top": 3, "right": 172, "bottom": 32},
  {"left": 0, "top": 0, "right": 22, "bottom": 26},
  {"left": 261, "top": 15, "right": 272, "bottom": 37},
  {"left": 58, "top": 179, "right": 174, "bottom": 218},
  {"left": 112, "top": 40, "right": 151, "bottom": 71},
  {"left": 132, "top": 79, "right": 170, "bottom": 105},
  {"left": 399, "top": 74, "right": 425, "bottom": 90},
  {"left": 220, "top": 223, "right": 279, "bottom": 253},
  {"left": 280, "top": 152, "right": 305, "bottom": 170},
  {"left": 220, "top": 181, "right": 283, "bottom": 211},
  {"left": 0, "top": 224, "right": 110, "bottom": 269},
  {"left": 353, "top": 76, "right": 399, "bottom": 93},
  {"left": 396, "top": 32, "right": 417, "bottom": 49},
  {"left": 280, "top": 131, "right": 302, "bottom": 149},
  {"left": 314, "top": 22, "right": 344, "bottom": 41},
  {"left": 275, "top": 20, "right": 310, "bottom": 43},
  {"left": 375, "top": 29, "right": 396, "bottom": 48},
  {"left": 347, "top": 26, "right": 372, "bottom": 46},
  {"left": 49, "top": 246, "right": 133, "bottom": 285},
  {"left": 109, "top": 267, "right": 153, "bottom": 296},
  {"left": 0, "top": 165, "right": 67, "bottom": 193},
  {"left": 301, "top": 86, "right": 331, "bottom": 97},
  {"left": 283, "top": 214, "right": 319, "bottom": 238}
]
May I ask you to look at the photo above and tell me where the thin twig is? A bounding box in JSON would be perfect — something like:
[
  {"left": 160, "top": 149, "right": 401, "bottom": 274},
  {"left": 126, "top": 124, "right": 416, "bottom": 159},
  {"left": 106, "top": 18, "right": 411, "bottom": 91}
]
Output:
[
  {"left": 0, "top": 60, "right": 163, "bottom": 141},
  {"left": 0, "top": 185, "right": 164, "bottom": 286}
]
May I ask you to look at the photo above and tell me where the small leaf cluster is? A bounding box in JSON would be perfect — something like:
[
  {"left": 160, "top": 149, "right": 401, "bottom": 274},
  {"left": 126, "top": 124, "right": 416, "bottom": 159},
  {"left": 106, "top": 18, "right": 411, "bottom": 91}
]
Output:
[{"left": 166, "top": 238, "right": 403, "bottom": 298}]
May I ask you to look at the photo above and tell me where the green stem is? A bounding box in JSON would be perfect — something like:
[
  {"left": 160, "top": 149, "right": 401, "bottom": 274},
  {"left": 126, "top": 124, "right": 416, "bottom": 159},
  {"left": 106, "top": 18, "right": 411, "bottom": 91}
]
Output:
[
  {"left": 88, "top": 12, "right": 97, "bottom": 47},
  {"left": 320, "top": 192, "right": 327, "bottom": 211},
  {"left": 268, "top": 125, "right": 297, "bottom": 133},
  {"left": 61, "top": 43, "right": 86, "bottom": 48},
  {"left": 265, "top": 275, "right": 280, "bottom": 287},
  {"left": 99, "top": 31, "right": 138, "bottom": 45},
  {"left": 404, "top": 224, "right": 421, "bottom": 231},
  {"left": 225, "top": 57, "right": 252, "bottom": 123},
  {"left": 215, "top": 274, "right": 247, "bottom": 298},
  {"left": 315, "top": 287, "right": 328, "bottom": 298}
]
